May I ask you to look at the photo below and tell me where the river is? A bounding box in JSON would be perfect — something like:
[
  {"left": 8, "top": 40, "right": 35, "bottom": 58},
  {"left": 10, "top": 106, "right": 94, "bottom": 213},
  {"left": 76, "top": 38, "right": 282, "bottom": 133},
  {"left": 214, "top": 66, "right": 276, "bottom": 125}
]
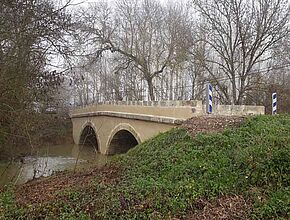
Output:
[{"left": 0, "top": 144, "right": 110, "bottom": 186}]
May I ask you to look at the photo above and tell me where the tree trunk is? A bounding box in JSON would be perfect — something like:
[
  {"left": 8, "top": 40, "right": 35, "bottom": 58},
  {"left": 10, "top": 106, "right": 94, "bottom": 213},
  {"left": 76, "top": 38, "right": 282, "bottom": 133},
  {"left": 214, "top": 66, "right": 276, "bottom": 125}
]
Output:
[
  {"left": 232, "top": 76, "right": 237, "bottom": 105},
  {"left": 146, "top": 77, "right": 155, "bottom": 101}
]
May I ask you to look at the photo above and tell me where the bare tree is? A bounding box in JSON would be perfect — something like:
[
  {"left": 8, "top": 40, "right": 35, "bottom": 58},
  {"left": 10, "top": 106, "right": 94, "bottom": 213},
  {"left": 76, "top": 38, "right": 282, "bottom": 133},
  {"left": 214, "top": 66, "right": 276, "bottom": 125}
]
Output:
[
  {"left": 77, "top": 0, "right": 192, "bottom": 101},
  {"left": 194, "top": 0, "right": 290, "bottom": 104},
  {"left": 0, "top": 0, "right": 71, "bottom": 154}
]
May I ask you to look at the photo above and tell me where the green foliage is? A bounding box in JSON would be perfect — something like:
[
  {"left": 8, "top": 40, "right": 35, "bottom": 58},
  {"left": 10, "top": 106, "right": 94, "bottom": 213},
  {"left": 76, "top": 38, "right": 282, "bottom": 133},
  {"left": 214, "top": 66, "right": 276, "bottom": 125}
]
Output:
[
  {"left": 0, "top": 115, "right": 289, "bottom": 219},
  {"left": 0, "top": 185, "right": 26, "bottom": 220},
  {"left": 252, "top": 186, "right": 290, "bottom": 220},
  {"left": 116, "top": 115, "right": 290, "bottom": 218}
]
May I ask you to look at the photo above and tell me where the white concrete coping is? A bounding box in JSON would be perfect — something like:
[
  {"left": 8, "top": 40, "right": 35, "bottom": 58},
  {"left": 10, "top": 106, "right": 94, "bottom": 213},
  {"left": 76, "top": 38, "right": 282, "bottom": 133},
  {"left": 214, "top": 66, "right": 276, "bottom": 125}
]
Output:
[
  {"left": 73, "top": 100, "right": 201, "bottom": 109},
  {"left": 70, "top": 111, "right": 184, "bottom": 125}
]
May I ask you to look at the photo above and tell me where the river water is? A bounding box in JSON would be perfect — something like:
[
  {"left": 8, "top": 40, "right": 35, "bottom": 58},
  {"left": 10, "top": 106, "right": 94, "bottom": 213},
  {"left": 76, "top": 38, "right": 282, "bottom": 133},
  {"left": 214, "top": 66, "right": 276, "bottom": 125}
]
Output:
[{"left": 0, "top": 144, "right": 109, "bottom": 186}]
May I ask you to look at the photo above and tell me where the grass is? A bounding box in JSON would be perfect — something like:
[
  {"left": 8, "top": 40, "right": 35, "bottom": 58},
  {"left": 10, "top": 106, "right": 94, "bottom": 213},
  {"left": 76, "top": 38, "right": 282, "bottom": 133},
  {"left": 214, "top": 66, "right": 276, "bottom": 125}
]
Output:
[{"left": 0, "top": 115, "right": 289, "bottom": 219}]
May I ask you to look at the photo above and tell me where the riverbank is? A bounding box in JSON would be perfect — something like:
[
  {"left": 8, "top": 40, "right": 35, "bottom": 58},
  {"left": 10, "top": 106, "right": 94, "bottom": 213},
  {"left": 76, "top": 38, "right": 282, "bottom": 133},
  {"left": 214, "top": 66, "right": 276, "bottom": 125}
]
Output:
[
  {"left": 0, "top": 143, "right": 110, "bottom": 186},
  {"left": 1, "top": 115, "right": 289, "bottom": 219},
  {"left": 0, "top": 113, "right": 73, "bottom": 161}
]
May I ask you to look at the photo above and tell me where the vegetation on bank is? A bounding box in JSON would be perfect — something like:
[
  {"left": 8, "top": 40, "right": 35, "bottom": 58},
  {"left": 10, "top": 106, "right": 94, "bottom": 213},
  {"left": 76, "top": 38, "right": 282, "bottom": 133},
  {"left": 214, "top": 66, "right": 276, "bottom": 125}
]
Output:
[
  {"left": 0, "top": 0, "right": 71, "bottom": 161},
  {"left": 0, "top": 115, "right": 289, "bottom": 219},
  {"left": 0, "top": 113, "right": 72, "bottom": 161}
]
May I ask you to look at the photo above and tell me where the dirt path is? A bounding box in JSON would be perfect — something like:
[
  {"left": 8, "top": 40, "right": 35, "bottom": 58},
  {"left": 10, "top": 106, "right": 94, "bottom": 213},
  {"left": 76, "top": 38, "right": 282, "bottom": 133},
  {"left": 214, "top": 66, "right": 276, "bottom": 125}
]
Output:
[
  {"left": 182, "top": 116, "right": 245, "bottom": 137},
  {"left": 187, "top": 195, "right": 252, "bottom": 220}
]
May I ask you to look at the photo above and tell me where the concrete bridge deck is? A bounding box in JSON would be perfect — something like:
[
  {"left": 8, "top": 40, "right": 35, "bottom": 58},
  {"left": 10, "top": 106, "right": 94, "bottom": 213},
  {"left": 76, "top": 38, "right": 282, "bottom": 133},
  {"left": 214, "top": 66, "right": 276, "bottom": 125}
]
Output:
[{"left": 70, "top": 101, "right": 264, "bottom": 155}]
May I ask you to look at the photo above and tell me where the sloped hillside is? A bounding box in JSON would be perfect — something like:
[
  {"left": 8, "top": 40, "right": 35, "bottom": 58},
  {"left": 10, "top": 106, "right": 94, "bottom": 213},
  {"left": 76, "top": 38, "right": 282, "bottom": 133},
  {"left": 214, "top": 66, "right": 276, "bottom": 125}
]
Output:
[{"left": 0, "top": 115, "right": 289, "bottom": 219}]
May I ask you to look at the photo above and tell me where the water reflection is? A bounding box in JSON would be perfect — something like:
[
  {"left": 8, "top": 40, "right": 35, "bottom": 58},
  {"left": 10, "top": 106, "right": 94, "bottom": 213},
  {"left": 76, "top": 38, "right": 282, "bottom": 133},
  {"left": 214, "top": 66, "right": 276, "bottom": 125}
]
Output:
[{"left": 0, "top": 144, "right": 109, "bottom": 186}]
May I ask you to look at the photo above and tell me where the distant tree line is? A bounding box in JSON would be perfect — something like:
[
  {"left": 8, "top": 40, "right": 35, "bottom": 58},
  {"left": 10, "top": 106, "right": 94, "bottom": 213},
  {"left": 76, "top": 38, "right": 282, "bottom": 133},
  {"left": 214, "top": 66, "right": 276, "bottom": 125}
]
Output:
[{"left": 68, "top": 0, "right": 290, "bottom": 114}]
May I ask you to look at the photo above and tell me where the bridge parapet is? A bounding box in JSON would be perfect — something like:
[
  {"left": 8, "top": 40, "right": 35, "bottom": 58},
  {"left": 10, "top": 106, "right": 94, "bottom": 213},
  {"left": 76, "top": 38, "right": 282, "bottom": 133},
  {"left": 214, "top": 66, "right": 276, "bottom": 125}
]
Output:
[
  {"left": 71, "top": 100, "right": 204, "bottom": 120},
  {"left": 71, "top": 100, "right": 265, "bottom": 118}
]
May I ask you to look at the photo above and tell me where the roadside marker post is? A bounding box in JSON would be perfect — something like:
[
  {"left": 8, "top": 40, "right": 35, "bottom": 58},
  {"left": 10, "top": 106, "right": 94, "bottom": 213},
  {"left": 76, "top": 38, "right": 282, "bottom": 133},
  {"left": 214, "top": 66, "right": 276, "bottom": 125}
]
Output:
[
  {"left": 207, "top": 83, "right": 213, "bottom": 114},
  {"left": 272, "top": 92, "right": 277, "bottom": 115}
]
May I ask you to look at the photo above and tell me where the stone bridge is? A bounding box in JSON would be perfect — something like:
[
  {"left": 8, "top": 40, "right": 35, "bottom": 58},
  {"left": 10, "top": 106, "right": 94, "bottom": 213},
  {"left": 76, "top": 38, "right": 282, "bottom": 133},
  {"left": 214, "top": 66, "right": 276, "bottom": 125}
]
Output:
[{"left": 70, "top": 101, "right": 264, "bottom": 155}]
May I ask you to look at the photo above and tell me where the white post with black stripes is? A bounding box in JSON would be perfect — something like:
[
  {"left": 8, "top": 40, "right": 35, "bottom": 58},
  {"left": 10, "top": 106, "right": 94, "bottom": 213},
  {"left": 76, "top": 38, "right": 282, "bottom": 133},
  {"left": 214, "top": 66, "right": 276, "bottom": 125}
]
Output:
[
  {"left": 272, "top": 92, "right": 277, "bottom": 115},
  {"left": 206, "top": 83, "right": 213, "bottom": 114}
]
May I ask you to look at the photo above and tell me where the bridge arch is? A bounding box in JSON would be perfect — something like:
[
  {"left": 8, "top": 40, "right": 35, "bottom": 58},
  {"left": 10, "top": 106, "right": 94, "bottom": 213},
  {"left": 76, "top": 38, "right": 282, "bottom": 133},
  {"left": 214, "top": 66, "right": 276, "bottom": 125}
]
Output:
[
  {"left": 79, "top": 121, "right": 100, "bottom": 153},
  {"left": 106, "top": 123, "right": 141, "bottom": 155}
]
